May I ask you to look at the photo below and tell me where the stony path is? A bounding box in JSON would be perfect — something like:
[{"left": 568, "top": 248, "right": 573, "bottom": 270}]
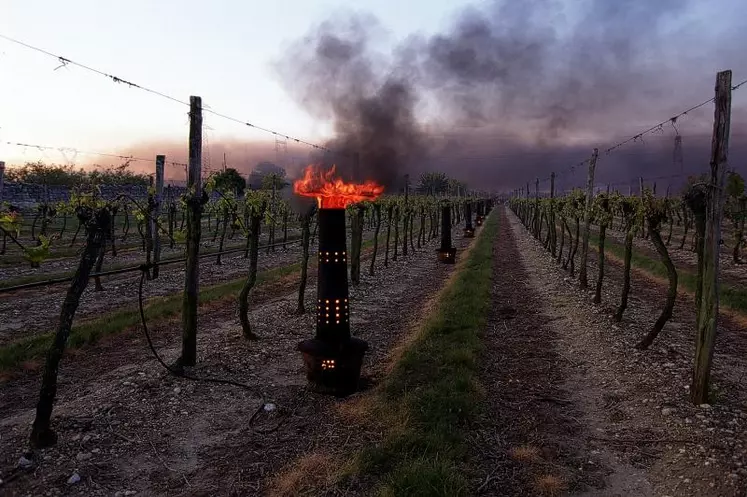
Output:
[{"left": 470, "top": 207, "right": 746, "bottom": 496}]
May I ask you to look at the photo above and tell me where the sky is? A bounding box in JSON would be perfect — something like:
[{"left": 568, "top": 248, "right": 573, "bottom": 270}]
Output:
[
  {"left": 1, "top": 0, "right": 746, "bottom": 190},
  {"left": 0, "top": 0, "right": 455, "bottom": 169}
]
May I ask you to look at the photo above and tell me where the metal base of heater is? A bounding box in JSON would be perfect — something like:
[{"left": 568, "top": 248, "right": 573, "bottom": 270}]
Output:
[
  {"left": 298, "top": 337, "right": 368, "bottom": 397},
  {"left": 437, "top": 247, "right": 457, "bottom": 264},
  {"left": 463, "top": 228, "right": 475, "bottom": 238}
]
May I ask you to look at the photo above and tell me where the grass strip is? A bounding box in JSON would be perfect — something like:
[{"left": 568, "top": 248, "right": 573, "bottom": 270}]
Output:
[
  {"left": 349, "top": 213, "right": 498, "bottom": 497},
  {"left": 587, "top": 232, "right": 747, "bottom": 315}
]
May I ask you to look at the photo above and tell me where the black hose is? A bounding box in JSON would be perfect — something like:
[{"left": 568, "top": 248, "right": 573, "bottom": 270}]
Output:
[{"left": 137, "top": 268, "right": 282, "bottom": 433}]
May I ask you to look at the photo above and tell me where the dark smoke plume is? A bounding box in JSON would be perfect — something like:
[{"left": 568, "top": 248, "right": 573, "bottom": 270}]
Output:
[
  {"left": 276, "top": 14, "right": 425, "bottom": 189},
  {"left": 277, "top": 0, "right": 747, "bottom": 191}
]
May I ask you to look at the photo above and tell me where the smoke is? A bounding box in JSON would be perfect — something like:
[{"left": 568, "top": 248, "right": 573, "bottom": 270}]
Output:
[
  {"left": 276, "top": 0, "right": 747, "bottom": 191},
  {"left": 118, "top": 139, "right": 312, "bottom": 184},
  {"left": 276, "top": 14, "right": 426, "bottom": 188}
]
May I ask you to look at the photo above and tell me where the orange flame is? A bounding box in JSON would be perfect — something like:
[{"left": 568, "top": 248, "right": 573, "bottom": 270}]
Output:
[{"left": 293, "top": 165, "right": 384, "bottom": 209}]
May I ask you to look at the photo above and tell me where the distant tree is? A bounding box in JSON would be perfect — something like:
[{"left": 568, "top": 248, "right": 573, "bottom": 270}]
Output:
[
  {"left": 213, "top": 168, "right": 246, "bottom": 194},
  {"left": 417, "top": 172, "right": 449, "bottom": 195},
  {"left": 248, "top": 162, "right": 285, "bottom": 190},
  {"left": 261, "top": 172, "right": 288, "bottom": 191},
  {"left": 6, "top": 161, "right": 149, "bottom": 186}
]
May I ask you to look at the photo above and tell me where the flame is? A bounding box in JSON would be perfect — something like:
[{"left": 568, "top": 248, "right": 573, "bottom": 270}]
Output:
[{"left": 293, "top": 165, "right": 384, "bottom": 209}]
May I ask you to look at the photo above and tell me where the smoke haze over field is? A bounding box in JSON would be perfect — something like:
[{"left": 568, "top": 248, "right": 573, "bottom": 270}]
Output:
[
  {"left": 276, "top": 0, "right": 747, "bottom": 191},
  {"left": 118, "top": 140, "right": 314, "bottom": 184}
]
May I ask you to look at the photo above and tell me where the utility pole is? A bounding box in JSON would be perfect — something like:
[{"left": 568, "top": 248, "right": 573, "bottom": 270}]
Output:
[
  {"left": 579, "top": 148, "right": 599, "bottom": 289},
  {"left": 692, "top": 70, "right": 732, "bottom": 404},
  {"left": 180, "top": 96, "right": 203, "bottom": 367}
]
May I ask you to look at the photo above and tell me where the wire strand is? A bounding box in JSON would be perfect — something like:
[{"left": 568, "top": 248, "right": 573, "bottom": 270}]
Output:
[
  {"left": 0, "top": 33, "right": 341, "bottom": 155},
  {"left": 2, "top": 140, "right": 188, "bottom": 167}
]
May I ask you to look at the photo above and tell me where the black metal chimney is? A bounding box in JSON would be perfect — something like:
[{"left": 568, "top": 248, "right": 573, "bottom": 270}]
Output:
[
  {"left": 298, "top": 208, "right": 368, "bottom": 396},
  {"left": 437, "top": 202, "right": 456, "bottom": 263},
  {"left": 464, "top": 202, "right": 474, "bottom": 238}
]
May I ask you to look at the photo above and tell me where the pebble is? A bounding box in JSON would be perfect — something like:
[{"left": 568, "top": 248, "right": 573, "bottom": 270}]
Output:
[
  {"left": 699, "top": 403, "right": 712, "bottom": 409},
  {"left": 67, "top": 473, "right": 81, "bottom": 485},
  {"left": 17, "top": 456, "right": 34, "bottom": 469},
  {"left": 263, "top": 403, "right": 276, "bottom": 412},
  {"left": 173, "top": 387, "right": 181, "bottom": 394},
  {"left": 76, "top": 452, "right": 92, "bottom": 461},
  {"left": 661, "top": 407, "right": 674, "bottom": 416}
]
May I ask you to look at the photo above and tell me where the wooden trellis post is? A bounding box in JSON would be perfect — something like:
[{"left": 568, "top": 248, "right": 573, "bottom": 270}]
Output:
[
  {"left": 0, "top": 161, "right": 5, "bottom": 203},
  {"left": 691, "top": 70, "right": 732, "bottom": 404},
  {"left": 152, "top": 155, "right": 165, "bottom": 279},
  {"left": 550, "top": 172, "right": 556, "bottom": 257},
  {"left": 578, "top": 148, "right": 599, "bottom": 289},
  {"left": 180, "top": 96, "right": 203, "bottom": 367},
  {"left": 534, "top": 177, "right": 540, "bottom": 238}
]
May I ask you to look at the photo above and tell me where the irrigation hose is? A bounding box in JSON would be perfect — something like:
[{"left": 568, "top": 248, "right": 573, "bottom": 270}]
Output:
[{"left": 137, "top": 267, "right": 283, "bottom": 434}]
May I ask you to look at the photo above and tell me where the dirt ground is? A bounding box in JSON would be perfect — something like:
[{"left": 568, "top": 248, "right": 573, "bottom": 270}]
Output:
[
  {"left": 3, "top": 208, "right": 746, "bottom": 496},
  {"left": 469, "top": 207, "right": 746, "bottom": 496},
  {"left": 0, "top": 227, "right": 470, "bottom": 497}
]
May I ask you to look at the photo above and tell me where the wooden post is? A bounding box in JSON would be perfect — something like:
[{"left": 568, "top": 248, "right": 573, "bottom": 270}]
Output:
[
  {"left": 152, "top": 155, "right": 165, "bottom": 279},
  {"left": 691, "top": 70, "right": 732, "bottom": 405},
  {"left": 534, "top": 177, "right": 540, "bottom": 238},
  {"left": 578, "top": 149, "right": 599, "bottom": 289},
  {"left": 404, "top": 174, "right": 410, "bottom": 205},
  {"left": 0, "top": 161, "right": 5, "bottom": 204},
  {"left": 180, "top": 96, "right": 202, "bottom": 367},
  {"left": 639, "top": 177, "right": 645, "bottom": 237},
  {"left": 550, "top": 172, "right": 557, "bottom": 257}
]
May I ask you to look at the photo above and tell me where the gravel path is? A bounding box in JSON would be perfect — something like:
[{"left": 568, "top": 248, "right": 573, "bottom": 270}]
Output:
[{"left": 471, "top": 207, "right": 746, "bottom": 496}]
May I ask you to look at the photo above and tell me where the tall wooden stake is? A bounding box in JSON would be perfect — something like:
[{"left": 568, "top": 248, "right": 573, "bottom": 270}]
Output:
[
  {"left": 180, "top": 96, "right": 202, "bottom": 367},
  {"left": 691, "top": 70, "right": 732, "bottom": 405},
  {"left": 578, "top": 149, "right": 599, "bottom": 289},
  {"left": 0, "top": 161, "right": 5, "bottom": 203},
  {"left": 153, "top": 155, "right": 165, "bottom": 279},
  {"left": 550, "top": 172, "right": 556, "bottom": 257},
  {"left": 534, "top": 177, "right": 540, "bottom": 238},
  {"left": 639, "top": 177, "right": 646, "bottom": 237}
]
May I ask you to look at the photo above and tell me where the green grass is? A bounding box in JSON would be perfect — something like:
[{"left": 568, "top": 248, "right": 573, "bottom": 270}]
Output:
[
  {"left": 350, "top": 213, "right": 498, "bottom": 497},
  {"left": 589, "top": 232, "right": 747, "bottom": 314}
]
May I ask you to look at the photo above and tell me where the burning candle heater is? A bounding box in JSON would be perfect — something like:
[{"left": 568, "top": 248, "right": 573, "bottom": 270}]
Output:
[
  {"left": 464, "top": 201, "right": 475, "bottom": 238},
  {"left": 293, "top": 165, "right": 384, "bottom": 396},
  {"left": 475, "top": 200, "right": 485, "bottom": 226},
  {"left": 437, "top": 202, "right": 456, "bottom": 263}
]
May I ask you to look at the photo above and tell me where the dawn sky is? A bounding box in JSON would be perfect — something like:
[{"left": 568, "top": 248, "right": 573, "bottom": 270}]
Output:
[
  {"left": 1, "top": 0, "right": 746, "bottom": 189},
  {"left": 0, "top": 0, "right": 455, "bottom": 166}
]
